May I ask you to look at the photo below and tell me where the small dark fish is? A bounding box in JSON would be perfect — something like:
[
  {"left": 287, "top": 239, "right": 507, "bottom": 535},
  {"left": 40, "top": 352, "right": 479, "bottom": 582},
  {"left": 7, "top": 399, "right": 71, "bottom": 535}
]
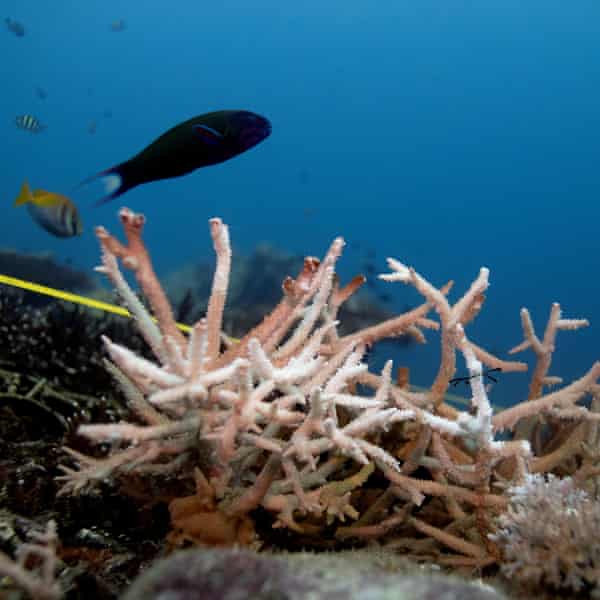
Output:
[
  {"left": 14, "top": 182, "right": 83, "bottom": 238},
  {"left": 15, "top": 114, "right": 46, "bottom": 133},
  {"left": 298, "top": 169, "right": 310, "bottom": 185},
  {"left": 35, "top": 85, "right": 47, "bottom": 100},
  {"left": 80, "top": 110, "right": 271, "bottom": 205},
  {"left": 450, "top": 368, "right": 502, "bottom": 387},
  {"left": 5, "top": 17, "right": 25, "bottom": 37},
  {"left": 109, "top": 19, "right": 126, "bottom": 32},
  {"left": 176, "top": 289, "right": 195, "bottom": 323},
  {"left": 88, "top": 120, "right": 97, "bottom": 135},
  {"left": 363, "top": 263, "right": 376, "bottom": 276}
]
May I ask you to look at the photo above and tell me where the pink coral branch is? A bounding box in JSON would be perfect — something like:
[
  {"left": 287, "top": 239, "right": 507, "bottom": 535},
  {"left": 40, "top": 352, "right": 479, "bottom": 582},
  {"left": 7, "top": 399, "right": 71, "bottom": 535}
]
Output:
[
  {"left": 96, "top": 207, "right": 186, "bottom": 350},
  {"left": 493, "top": 362, "right": 600, "bottom": 432}
]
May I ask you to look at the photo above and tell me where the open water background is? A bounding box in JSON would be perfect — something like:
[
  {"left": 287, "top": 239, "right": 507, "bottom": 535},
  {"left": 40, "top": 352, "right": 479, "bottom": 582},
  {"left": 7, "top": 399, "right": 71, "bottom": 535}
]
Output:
[{"left": 2, "top": 1, "right": 599, "bottom": 406}]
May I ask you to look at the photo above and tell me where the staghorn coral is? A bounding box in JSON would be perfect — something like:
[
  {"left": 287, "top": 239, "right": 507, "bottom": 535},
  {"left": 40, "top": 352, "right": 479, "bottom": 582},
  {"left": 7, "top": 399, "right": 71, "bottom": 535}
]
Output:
[{"left": 57, "top": 207, "right": 600, "bottom": 576}]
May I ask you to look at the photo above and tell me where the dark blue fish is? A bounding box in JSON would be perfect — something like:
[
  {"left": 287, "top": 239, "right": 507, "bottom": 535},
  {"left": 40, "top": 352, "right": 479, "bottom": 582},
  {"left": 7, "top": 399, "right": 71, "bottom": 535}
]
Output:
[
  {"left": 5, "top": 17, "right": 24, "bottom": 37},
  {"left": 35, "top": 86, "right": 48, "bottom": 100},
  {"left": 15, "top": 114, "right": 46, "bottom": 133},
  {"left": 80, "top": 110, "right": 271, "bottom": 205}
]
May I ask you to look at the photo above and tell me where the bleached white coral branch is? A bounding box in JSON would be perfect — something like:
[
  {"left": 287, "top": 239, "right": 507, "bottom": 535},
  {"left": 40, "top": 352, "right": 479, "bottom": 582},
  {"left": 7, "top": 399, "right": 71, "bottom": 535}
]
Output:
[
  {"left": 248, "top": 338, "right": 324, "bottom": 384},
  {"left": 490, "top": 474, "right": 600, "bottom": 594},
  {"left": 103, "top": 336, "right": 184, "bottom": 388}
]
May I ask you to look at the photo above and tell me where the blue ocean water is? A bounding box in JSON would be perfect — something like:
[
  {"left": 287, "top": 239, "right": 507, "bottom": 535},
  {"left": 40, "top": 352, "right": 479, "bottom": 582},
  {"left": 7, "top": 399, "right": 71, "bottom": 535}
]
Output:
[{"left": 2, "top": 1, "right": 599, "bottom": 406}]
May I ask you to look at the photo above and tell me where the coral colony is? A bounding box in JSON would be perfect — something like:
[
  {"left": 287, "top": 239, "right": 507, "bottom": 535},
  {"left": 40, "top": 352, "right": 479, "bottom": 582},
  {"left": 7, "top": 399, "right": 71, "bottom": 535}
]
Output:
[{"left": 4, "top": 207, "right": 599, "bottom": 595}]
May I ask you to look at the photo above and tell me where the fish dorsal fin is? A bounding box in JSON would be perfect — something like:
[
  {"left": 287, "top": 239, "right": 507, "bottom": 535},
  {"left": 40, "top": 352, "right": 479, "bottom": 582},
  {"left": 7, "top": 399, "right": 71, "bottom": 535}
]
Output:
[
  {"left": 192, "top": 124, "right": 224, "bottom": 145},
  {"left": 30, "top": 191, "right": 63, "bottom": 208},
  {"left": 14, "top": 181, "right": 33, "bottom": 206}
]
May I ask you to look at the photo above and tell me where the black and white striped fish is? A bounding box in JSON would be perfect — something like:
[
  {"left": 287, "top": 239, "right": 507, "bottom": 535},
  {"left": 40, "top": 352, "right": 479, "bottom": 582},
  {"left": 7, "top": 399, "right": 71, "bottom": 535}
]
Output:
[{"left": 15, "top": 114, "right": 46, "bottom": 133}]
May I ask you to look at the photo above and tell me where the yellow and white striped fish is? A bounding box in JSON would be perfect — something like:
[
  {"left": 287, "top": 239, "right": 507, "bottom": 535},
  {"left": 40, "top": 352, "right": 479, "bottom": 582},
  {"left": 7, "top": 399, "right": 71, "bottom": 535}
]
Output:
[
  {"left": 15, "top": 114, "right": 46, "bottom": 133},
  {"left": 14, "top": 182, "right": 83, "bottom": 238}
]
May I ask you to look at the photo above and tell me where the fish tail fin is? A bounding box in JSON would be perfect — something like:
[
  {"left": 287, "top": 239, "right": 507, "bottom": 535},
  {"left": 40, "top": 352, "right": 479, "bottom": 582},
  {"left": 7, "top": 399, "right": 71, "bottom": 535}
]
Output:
[
  {"left": 14, "top": 181, "right": 33, "bottom": 206},
  {"left": 76, "top": 162, "right": 135, "bottom": 206}
]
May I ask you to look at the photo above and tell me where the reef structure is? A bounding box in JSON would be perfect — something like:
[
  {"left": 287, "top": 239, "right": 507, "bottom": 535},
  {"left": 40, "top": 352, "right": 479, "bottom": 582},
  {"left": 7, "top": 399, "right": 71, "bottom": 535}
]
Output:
[{"left": 52, "top": 208, "right": 600, "bottom": 591}]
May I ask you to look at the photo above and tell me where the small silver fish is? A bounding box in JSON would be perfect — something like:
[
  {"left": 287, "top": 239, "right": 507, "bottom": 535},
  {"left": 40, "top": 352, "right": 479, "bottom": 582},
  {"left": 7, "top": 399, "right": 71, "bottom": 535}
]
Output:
[
  {"left": 14, "top": 182, "right": 83, "bottom": 238},
  {"left": 15, "top": 114, "right": 46, "bottom": 133},
  {"left": 109, "top": 19, "right": 126, "bottom": 32}
]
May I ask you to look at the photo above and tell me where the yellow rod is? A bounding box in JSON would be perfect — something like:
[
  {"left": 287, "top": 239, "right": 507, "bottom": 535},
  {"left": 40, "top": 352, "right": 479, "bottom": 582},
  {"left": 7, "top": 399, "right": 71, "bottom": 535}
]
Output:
[{"left": 0, "top": 273, "right": 192, "bottom": 333}]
